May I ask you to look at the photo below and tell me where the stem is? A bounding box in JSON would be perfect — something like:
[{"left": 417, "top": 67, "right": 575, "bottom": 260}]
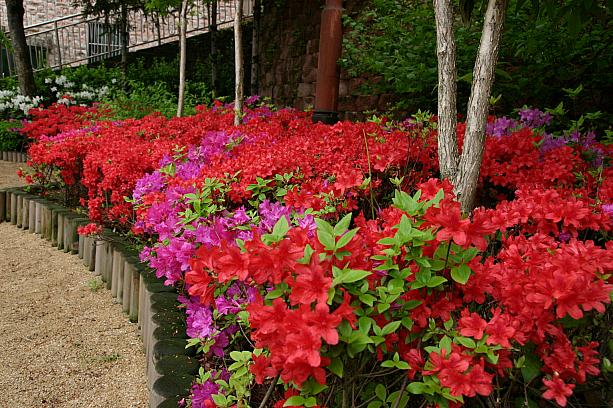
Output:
[
  {"left": 362, "top": 130, "right": 376, "bottom": 219},
  {"left": 391, "top": 375, "right": 408, "bottom": 408},
  {"left": 258, "top": 374, "right": 280, "bottom": 408}
]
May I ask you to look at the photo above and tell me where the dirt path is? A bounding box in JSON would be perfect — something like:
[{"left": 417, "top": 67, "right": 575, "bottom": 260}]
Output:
[{"left": 0, "top": 161, "right": 148, "bottom": 407}]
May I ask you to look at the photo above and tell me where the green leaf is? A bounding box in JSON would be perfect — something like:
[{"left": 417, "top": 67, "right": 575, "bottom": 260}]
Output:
[
  {"left": 328, "top": 358, "right": 344, "bottom": 378},
  {"left": 439, "top": 335, "right": 452, "bottom": 353},
  {"left": 304, "top": 397, "right": 318, "bottom": 407},
  {"left": 377, "top": 302, "right": 391, "bottom": 313},
  {"left": 334, "top": 213, "right": 353, "bottom": 235},
  {"left": 212, "top": 394, "right": 227, "bottom": 406},
  {"left": 229, "top": 351, "right": 243, "bottom": 361},
  {"left": 359, "top": 293, "right": 376, "bottom": 306},
  {"left": 375, "top": 383, "right": 387, "bottom": 401},
  {"left": 315, "top": 218, "right": 334, "bottom": 235},
  {"left": 521, "top": 352, "right": 542, "bottom": 383},
  {"left": 456, "top": 337, "right": 476, "bottom": 349},
  {"left": 284, "top": 396, "right": 305, "bottom": 406},
  {"left": 377, "top": 237, "right": 397, "bottom": 246},
  {"left": 317, "top": 229, "right": 336, "bottom": 251},
  {"left": 381, "top": 321, "right": 402, "bottom": 336},
  {"left": 450, "top": 264, "right": 472, "bottom": 285},
  {"left": 297, "top": 244, "right": 315, "bottom": 265},
  {"left": 407, "top": 382, "right": 429, "bottom": 395},
  {"left": 336, "top": 269, "right": 372, "bottom": 285},
  {"left": 381, "top": 360, "right": 395, "bottom": 368},
  {"left": 336, "top": 228, "right": 359, "bottom": 249},
  {"left": 272, "top": 216, "right": 290, "bottom": 238},
  {"left": 426, "top": 276, "right": 447, "bottom": 287}
]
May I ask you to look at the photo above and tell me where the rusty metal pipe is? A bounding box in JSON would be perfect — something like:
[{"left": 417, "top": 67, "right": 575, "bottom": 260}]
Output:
[{"left": 313, "top": 0, "right": 343, "bottom": 124}]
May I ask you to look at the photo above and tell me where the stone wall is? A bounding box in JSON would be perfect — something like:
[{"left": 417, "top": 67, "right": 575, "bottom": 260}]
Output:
[
  {"left": 0, "top": 0, "right": 75, "bottom": 29},
  {"left": 257, "top": 0, "right": 396, "bottom": 119}
]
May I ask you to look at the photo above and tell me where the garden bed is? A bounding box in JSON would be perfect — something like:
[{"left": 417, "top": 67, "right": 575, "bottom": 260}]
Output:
[{"left": 10, "top": 101, "right": 613, "bottom": 407}]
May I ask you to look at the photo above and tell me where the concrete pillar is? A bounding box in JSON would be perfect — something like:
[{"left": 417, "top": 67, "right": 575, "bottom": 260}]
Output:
[
  {"left": 0, "top": 190, "right": 5, "bottom": 223},
  {"left": 94, "top": 240, "right": 107, "bottom": 277},
  {"left": 10, "top": 191, "right": 17, "bottom": 224}
]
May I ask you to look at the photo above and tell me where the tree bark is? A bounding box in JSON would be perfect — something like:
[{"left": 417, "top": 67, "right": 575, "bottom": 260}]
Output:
[
  {"left": 210, "top": 0, "right": 218, "bottom": 97},
  {"left": 120, "top": 4, "right": 129, "bottom": 74},
  {"left": 454, "top": 0, "right": 507, "bottom": 212},
  {"left": 177, "top": 0, "right": 188, "bottom": 117},
  {"left": 250, "top": 0, "right": 261, "bottom": 96},
  {"left": 6, "top": 0, "right": 36, "bottom": 96},
  {"left": 234, "top": 0, "right": 244, "bottom": 125},
  {"left": 433, "top": 0, "right": 459, "bottom": 182}
]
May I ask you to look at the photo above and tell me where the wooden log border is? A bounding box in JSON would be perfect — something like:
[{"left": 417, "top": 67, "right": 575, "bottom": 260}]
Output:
[
  {"left": 0, "top": 151, "right": 28, "bottom": 163},
  {"left": 0, "top": 187, "right": 195, "bottom": 407}
]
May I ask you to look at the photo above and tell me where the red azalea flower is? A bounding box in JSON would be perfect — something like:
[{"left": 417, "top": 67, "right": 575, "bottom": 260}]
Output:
[{"left": 542, "top": 377, "right": 575, "bottom": 407}]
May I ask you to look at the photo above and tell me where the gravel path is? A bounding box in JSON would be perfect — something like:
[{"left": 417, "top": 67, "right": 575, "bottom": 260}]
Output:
[{"left": 0, "top": 161, "right": 148, "bottom": 407}]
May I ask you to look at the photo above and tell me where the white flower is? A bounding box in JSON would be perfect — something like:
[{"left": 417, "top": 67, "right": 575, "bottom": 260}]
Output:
[{"left": 50, "top": 86, "right": 57, "bottom": 92}]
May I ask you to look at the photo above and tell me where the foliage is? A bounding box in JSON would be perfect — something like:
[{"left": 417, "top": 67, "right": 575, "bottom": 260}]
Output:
[
  {"left": 0, "top": 119, "right": 24, "bottom": 151},
  {"left": 104, "top": 80, "right": 180, "bottom": 119},
  {"left": 341, "top": 0, "right": 612, "bottom": 127}
]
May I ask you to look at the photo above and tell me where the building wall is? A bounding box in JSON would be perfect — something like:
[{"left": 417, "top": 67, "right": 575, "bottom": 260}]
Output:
[
  {"left": 0, "top": 0, "right": 75, "bottom": 29},
  {"left": 0, "top": 1, "right": 248, "bottom": 73}
]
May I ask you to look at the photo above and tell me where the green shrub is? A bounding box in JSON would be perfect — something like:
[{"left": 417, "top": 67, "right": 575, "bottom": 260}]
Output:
[
  {"left": 0, "top": 120, "right": 25, "bottom": 151},
  {"left": 104, "top": 80, "right": 179, "bottom": 119},
  {"left": 342, "top": 0, "right": 612, "bottom": 128}
]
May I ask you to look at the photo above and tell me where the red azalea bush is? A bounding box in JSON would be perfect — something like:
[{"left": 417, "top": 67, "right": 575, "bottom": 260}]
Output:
[
  {"left": 131, "top": 109, "right": 611, "bottom": 406},
  {"left": 24, "top": 105, "right": 235, "bottom": 223},
  {"left": 19, "top": 102, "right": 613, "bottom": 407},
  {"left": 21, "top": 103, "right": 105, "bottom": 141}
]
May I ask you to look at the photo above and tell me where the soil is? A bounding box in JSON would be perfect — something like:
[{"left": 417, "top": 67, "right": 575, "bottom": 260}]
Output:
[{"left": 0, "top": 160, "right": 148, "bottom": 407}]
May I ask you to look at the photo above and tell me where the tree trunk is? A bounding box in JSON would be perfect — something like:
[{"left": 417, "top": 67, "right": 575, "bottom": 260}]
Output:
[
  {"left": 250, "top": 0, "right": 261, "bottom": 96},
  {"left": 210, "top": 0, "right": 218, "bottom": 97},
  {"left": 6, "top": 0, "right": 36, "bottom": 96},
  {"left": 234, "top": 0, "right": 244, "bottom": 125},
  {"left": 454, "top": 0, "right": 507, "bottom": 212},
  {"left": 177, "top": 0, "right": 188, "bottom": 117},
  {"left": 120, "top": 4, "right": 129, "bottom": 74},
  {"left": 433, "top": 0, "right": 459, "bottom": 181}
]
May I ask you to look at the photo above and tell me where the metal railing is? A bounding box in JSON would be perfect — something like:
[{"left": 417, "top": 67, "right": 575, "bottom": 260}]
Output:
[{"left": 1, "top": 0, "right": 253, "bottom": 76}]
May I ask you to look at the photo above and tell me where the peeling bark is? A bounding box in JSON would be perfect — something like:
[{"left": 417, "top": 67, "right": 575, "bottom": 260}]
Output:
[
  {"left": 177, "top": 0, "right": 188, "bottom": 117},
  {"left": 433, "top": 0, "right": 459, "bottom": 182},
  {"left": 454, "top": 0, "right": 507, "bottom": 212},
  {"left": 434, "top": 0, "right": 508, "bottom": 213}
]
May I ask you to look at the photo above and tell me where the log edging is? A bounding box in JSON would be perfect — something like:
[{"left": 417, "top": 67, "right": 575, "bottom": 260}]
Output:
[{"left": 0, "top": 187, "right": 194, "bottom": 407}]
